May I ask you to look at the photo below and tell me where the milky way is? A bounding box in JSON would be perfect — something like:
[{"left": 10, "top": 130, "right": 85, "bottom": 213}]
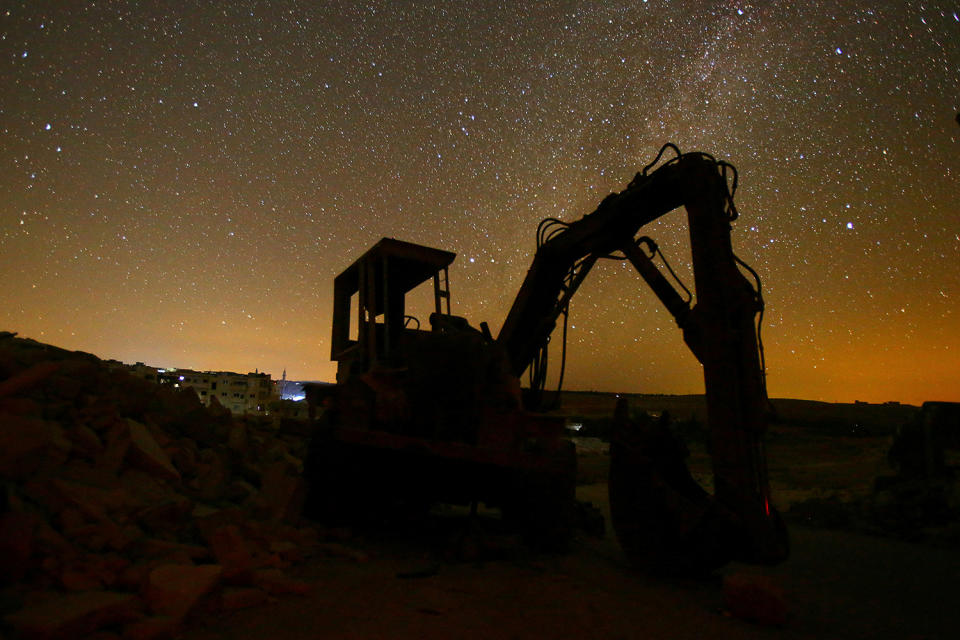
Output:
[{"left": 2, "top": 1, "right": 958, "bottom": 404}]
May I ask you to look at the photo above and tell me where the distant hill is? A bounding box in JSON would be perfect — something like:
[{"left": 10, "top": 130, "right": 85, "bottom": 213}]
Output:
[{"left": 557, "top": 390, "right": 918, "bottom": 437}]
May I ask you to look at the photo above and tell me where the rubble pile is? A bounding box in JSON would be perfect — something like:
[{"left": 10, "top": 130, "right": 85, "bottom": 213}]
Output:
[{"left": 0, "top": 334, "right": 342, "bottom": 640}]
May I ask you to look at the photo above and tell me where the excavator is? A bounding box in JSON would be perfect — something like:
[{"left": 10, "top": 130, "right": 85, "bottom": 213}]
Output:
[{"left": 303, "top": 144, "right": 789, "bottom": 573}]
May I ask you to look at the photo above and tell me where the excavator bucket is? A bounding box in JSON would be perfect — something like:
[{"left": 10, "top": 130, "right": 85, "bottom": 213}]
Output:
[{"left": 608, "top": 401, "right": 788, "bottom": 574}]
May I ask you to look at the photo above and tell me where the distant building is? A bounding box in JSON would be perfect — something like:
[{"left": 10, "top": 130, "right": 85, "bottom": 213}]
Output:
[{"left": 156, "top": 368, "right": 277, "bottom": 414}]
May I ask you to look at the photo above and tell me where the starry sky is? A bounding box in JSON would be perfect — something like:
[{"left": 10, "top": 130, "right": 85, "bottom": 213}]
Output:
[{"left": 2, "top": 1, "right": 958, "bottom": 405}]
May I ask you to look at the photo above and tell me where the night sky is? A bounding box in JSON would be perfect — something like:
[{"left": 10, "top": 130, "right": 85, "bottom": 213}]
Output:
[{"left": 2, "top": 1, "right": 958, "bottom": 405}]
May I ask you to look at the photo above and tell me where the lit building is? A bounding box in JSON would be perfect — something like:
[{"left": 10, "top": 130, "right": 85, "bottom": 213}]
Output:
[{"left": 154, "top": 367, "right": 277, "bottom": 415}]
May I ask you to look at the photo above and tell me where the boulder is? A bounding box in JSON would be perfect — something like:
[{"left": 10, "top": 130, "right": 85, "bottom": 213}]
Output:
[
  {"left": 0, "top": 510, "right": 38, "bottom": 584},
  {"left": 221, "top": 587, "right": 268, "bottom": 611},
  {"left": 3, "top": 590, "right": 143, "bottom": 640},
  {"left": 126, "top": 419, "right": 180, "bottom": 482},
  {"left": 142, "top": 564, "right": 222, "bottom": 621},
  {"left": 121, "top": 615, "right": 180, "bottom": 640},
  {"left": 0, "top": 415, "right": 71, "bottom": 479}
]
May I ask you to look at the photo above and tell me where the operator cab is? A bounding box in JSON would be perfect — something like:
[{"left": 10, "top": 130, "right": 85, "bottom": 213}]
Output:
[{"left": 330, "top": 237, "right": 455, "bottom": 378}]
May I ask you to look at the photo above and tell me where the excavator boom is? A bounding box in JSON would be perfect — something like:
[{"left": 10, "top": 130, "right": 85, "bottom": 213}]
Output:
[{"left": 497, "top": 146, "right": 788, "bottom": 569}]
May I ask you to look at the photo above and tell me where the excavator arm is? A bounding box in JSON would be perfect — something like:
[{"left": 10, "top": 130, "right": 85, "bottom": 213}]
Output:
[{"left": 496, "top": 145, "right": 788, "bottom": 570}]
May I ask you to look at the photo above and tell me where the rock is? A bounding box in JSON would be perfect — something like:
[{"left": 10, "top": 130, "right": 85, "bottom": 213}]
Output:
[
  {"left": 3, "top": 590, "right": 143, "bottom": 640},
  {"left": 0, "top": 360, "right": 60, "bottom": 398},
  {"left": 0, "top": 335, "right": 319, "bottom": 638},
  {"left": 227, "top": 422, "right": 248, "bottom": 454},
  {"left": 99, "top": 419, "right": 132, "bottom": 474},
  {"left": 317, "top": 542, "right": 370, "bottom": 563},
  {"left": 253, "top": 461, "right": 305, "bottom": 524},
  {"left": 208, "top": 525, "right": 257, "bottom": 582},
  {"left": 59, "top": 553, "right": 129, "bottom": 591},
  {"left": 249, "top": 568, "right": 312, "bottom": 595},
  {"left": 126, "top": 420, "right": 180, "bottom": 482},
  {"left": 166, "top": 439, "right": 198, "bottom": 478},
  {"left": 0, "top": 395, "right": 39, "bottom": 415},
  {"left": 122, "top": 615, "right": 180, "bottom": 640},
  {"left": 137, "top": 539, "right": 209, "bottom": 561},
  {"left": 0, "top": 415, "right": 71, "bottom": 479},
  {"left": 143, "top": 564, "right": 222, "bottom": 621},
  {"left": 32, "top": 520, "right": 79, "bottom": 564},
  {"left": 0, "top": 510, "right": 38, "bottom": 584},
  {"left": 192, "top": 506, "right": 245, "bottom": 542},
  {"left": 221, "top": 587, "right": 268, "bottom": 611},
  {"left": 722, "top": 572, "right": 788, "bottom": 626},
  {"left": 194, "top": 448, "right": 230, "bottom": 501},
  {"left": 65, "top": 424, "right": 104, "bottom": 459}
]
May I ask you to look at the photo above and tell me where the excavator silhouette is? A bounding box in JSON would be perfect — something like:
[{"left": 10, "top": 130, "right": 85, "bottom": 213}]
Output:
[{"left": 304, "top": 144, "right": 789, "bottom": 573}]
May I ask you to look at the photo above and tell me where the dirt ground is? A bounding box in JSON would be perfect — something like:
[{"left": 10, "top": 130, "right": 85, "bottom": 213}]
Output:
[
  {"left": 177, "top": 490, "right": 960, "bottom": 640},
  {"left": 179, "top": 423, "right": 960, "bottom": 640}
]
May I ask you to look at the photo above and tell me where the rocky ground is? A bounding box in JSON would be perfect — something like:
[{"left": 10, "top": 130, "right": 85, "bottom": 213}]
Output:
[
  {"left": 2, "top": 333, "right": 958, "bottom": 639},
  {"left": 0, "top": 334, "right": 364, "bottom": 639}
]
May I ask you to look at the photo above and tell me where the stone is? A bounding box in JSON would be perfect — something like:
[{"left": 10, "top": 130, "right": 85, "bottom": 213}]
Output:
[
  {"left": 99, "top": 419, "right": 132, "bottom": 474},
  {"left": 317, "top": 542, "right": 370, "bottom": 563},
  {"left": 60, "top": 553, "right": 129, "bottom": 591},
  {"left": 65, "top": 424, "right": 105, "bottom": 459},
  {"left": 722, "top": 572, "right": 788, "bottom": 626},
  {"left": 0, "top": 510, "right": 37, "bottom": 584},
  {"left": 32, "top": 520, "right": 79, "bottom": 563},
  {"left": 194, "top": 448, "right": 230, "bottom": 501},
  {"left": 3, "top": 590, "right": 143, "bottom": 640},
  {"left": 253, "top": 460, "right": 305, "bottom": 524},
  {"left": 138, "top": 539, "right": 209, "bottom": 561},
  {"left": 126, "top": 419, "right": 180, "bottom": 482},
  {"left": 0, "top": 360, "right": 60, "bottom": 398},
  {"left": 0, "top": 395, "right": 38, "bottom": 415},
  {"left": 0, "top": 415, "right": 71, "bottom": 479},
  {"left": 122, "top": 615, "right": 180, "bottom": 640},
  {"left": 249, "top": 569, "right": 312, "bottom": 596},
  {"left": 166, "top": 439, "right": 198, "bottom": 478},
  {"left": 227, "top": 422, "right": 248, "bottom": 454},
  {"left": 208, "top": 525, "right": 258, "bottom": 582},
  {"left": 221, "top": 587, "right": 268, "bottom": 611},
  {"left": 192, "top": 506, "right": 245, "bottom": 542},
  {"left": 143, "top": 564, "right": 222, "bottom": 621}
]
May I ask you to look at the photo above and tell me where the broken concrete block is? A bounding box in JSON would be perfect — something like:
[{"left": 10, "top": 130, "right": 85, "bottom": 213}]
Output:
[
  {"left": 3, "top": 590, "right": 143, "bottom": 640},
  {"left": 126, "top": 419, "right": 180, "bottom": 482},
  {"left": 143, "top": 564, "right": 222, "bottom": 621}
]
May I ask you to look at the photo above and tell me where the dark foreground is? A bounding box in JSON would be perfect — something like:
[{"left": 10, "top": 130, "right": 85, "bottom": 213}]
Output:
[{"left": 179, "top": 482, "right": 960, "bottom": 640}]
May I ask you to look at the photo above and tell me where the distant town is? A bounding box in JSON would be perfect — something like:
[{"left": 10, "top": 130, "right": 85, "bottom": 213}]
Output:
[{"left": 105, "top": 359, "right": 316, "bottom": 415}]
